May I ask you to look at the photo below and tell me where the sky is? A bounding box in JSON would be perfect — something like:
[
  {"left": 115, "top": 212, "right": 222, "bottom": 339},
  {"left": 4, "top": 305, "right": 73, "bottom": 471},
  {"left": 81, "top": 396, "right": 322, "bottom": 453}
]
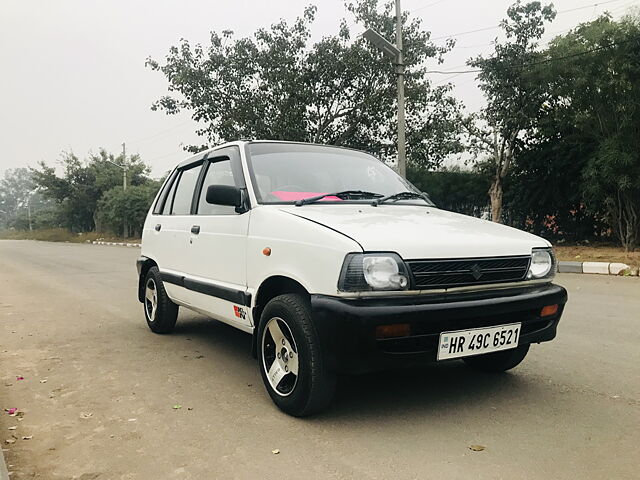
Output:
[{"left": 1, "top": 0, "right": 637, "bottom": 178}]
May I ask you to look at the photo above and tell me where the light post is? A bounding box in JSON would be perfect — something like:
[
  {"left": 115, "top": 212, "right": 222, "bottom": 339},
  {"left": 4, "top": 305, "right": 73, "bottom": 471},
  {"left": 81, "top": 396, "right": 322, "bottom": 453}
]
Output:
[{"left": 363, "top": 0, "right": 406, "bottom": 178}]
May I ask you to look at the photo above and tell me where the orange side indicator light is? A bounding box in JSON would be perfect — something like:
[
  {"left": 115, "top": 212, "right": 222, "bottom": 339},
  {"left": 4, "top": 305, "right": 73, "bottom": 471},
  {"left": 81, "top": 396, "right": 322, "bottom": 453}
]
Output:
[
  {"left": 375, "top": 323, "right": 411, "bottom": 339},
  {"left": 262, "top": 247, "right": 271, "bottom": 256},
  {"left": 540, "top": 304, "right": 559, "bottom": 317}
]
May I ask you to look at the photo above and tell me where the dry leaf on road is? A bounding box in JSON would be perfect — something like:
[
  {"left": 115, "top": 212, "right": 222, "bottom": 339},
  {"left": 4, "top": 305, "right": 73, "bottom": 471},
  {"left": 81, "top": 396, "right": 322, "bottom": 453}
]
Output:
[{"left": 469, "top": 445, "right": 486, "bottom": 451}]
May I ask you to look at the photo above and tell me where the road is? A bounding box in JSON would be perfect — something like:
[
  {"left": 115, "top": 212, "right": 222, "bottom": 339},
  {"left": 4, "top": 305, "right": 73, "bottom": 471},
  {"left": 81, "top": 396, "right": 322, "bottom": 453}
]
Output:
[{"left": 0, "top": 240, "right": 639, "bottom": 480}]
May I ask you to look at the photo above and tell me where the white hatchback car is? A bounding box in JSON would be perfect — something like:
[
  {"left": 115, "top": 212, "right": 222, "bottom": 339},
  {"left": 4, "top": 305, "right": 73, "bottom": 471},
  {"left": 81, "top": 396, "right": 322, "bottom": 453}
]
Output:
[{"left": 137, "top": 140, "right": 567, "bottom": 416}]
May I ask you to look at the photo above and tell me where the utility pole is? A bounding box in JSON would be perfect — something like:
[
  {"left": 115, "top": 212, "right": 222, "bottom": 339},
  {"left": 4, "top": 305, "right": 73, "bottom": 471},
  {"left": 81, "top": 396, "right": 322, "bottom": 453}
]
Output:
[
  {"left": 26, "top": 187, "right": 40, "bottom": 232},
  {"left": 122, "top": 142, "right": 127, "bottom": 191},
  {"left": 27, "top": 199, "right": 32, "bottom": 231},
  {"left": 122, "top": 142, "right": 128, "bottom": 238},
  {"left": 395, "top": 0, "right": 406, "bottom": 179}
]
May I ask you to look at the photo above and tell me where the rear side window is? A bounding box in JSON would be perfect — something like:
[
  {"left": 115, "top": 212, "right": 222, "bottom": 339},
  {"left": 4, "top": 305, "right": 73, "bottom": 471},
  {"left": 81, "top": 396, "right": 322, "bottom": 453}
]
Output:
[{"left": 171, "top": 165, "right": 202, "bottom": 215}]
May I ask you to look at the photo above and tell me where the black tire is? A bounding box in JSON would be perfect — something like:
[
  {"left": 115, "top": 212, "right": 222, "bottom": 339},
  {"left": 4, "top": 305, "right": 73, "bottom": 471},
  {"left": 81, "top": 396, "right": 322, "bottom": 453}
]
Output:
[
  {"left": 463, "top": 344, "right": 530, "bottom": 372},
  {"left": 143, "top": 266, "right": 178, "bottom": 334},
  {"left": 257, "top": 294, "right": 336, "bottom": 417}
]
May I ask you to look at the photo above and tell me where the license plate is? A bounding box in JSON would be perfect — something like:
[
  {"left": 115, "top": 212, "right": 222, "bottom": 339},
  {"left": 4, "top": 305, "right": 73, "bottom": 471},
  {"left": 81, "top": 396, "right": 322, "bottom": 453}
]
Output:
[{"left": 437, "top": 323, "right": 521, "bottom": 361}]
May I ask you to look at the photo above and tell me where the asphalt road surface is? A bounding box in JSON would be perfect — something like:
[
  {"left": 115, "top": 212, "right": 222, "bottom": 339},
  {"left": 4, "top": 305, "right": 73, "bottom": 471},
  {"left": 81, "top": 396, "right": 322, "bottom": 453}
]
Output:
[{"left": 1, "top": 240, "right": 639, "bottom": 480}]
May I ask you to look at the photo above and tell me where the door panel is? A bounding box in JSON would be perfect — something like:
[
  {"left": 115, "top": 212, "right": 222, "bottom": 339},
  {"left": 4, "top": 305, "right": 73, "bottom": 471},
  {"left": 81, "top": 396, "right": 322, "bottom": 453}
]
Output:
[
  {"left": 158, "top": 162, "right": 204, "bottom": 304},
  {"left": 186, "top": 147, "right": 251, "bottom": 327}
]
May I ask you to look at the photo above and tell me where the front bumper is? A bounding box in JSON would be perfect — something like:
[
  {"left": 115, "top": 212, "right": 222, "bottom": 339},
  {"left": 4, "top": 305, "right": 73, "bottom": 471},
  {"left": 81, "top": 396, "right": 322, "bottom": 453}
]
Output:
[{"left": 311, "top": 283, "right": 567, "bottom": 374}]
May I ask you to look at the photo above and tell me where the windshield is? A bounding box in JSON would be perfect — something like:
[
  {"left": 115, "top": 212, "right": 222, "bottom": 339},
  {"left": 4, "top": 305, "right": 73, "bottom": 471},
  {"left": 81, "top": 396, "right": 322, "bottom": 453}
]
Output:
[{"left": 247, "top": 142, "right": 430, "bottom": 205}]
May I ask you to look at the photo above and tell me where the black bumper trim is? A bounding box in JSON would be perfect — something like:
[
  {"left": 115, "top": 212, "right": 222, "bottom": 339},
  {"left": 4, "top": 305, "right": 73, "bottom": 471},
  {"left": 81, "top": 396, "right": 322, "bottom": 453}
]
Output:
[{"left": 310, "top": 283, "right": 567, "bottom": 373}]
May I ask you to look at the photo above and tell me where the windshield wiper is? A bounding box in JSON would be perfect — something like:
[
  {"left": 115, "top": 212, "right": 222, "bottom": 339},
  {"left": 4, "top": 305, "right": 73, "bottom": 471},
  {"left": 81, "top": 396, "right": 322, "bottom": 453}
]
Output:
[
  {"left": 372, "top": 191, "right": 433, "bottom": 206},
  {"left": 295, "top": 190, "right": 383, "bottom": 206}
]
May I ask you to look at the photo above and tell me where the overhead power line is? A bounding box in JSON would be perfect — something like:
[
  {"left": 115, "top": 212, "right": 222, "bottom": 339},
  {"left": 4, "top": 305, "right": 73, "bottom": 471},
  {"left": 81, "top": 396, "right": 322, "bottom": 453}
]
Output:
[
  {"left": 126, "top": 119, "right": 194, "bottom": 146},
  {"left": 426, "top": 36, "right": 637, "bottom": 74},
  {"left": 429, "top": 0, "right": 627, "bottom": 41},
  {"left": 409, "top": 0, "right": 448, "bottom": 14}
]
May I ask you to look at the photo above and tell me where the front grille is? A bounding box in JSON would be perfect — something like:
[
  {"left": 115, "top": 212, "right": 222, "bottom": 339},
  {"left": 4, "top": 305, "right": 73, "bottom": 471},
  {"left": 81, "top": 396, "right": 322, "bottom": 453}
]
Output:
[{"left": 406, "top": 255, "right": 531, "bottom": 290}]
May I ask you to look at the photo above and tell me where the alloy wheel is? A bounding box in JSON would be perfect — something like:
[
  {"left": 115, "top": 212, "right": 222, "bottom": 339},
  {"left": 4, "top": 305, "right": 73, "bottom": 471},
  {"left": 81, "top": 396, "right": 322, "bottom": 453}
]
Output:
[
  {"left": 144, "top": 278, "right": 158, "bottom": 322},
  {"left": 261, "top": 317, "right": 299, "bottom": 396}
]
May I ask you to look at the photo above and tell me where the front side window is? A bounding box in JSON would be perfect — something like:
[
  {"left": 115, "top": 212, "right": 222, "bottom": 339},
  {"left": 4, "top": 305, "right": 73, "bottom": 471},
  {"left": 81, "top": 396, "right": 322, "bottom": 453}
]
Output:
[
  {"left": 197, "top": 158, "right": 237, "bottom": 215},
  {"left": 247, "top": 143, "right": 426, "bottom": 205},
  {"left": 171, "top": 164, "right": 201, "bottom": 215}
]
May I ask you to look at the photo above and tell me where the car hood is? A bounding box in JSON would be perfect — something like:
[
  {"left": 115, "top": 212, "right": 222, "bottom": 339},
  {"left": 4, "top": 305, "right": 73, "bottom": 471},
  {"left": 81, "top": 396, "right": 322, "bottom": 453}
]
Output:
[{"left": 279, "top": 204, "right": 549, "bottom": 259}]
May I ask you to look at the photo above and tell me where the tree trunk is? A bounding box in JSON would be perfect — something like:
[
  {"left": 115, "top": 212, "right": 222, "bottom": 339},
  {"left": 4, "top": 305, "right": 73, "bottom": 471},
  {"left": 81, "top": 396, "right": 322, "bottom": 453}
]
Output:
[
  {"left": 489, "top": 178, "right": 503, "bottom": 223},
  {"left": 615, "top": 190, "right": 638, "bottom": 253},
  {"left": 93, "top": 211, "right": 102, "bottom": 233}
]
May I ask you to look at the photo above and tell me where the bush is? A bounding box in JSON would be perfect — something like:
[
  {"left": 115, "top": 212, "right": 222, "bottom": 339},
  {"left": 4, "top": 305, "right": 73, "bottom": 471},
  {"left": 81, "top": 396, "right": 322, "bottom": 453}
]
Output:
[
  {"left": 97, "top": 182, "right": 161, "bottom": 237},
  {"left": 408, "top": 165, "right": 490, "bottom": 217}
]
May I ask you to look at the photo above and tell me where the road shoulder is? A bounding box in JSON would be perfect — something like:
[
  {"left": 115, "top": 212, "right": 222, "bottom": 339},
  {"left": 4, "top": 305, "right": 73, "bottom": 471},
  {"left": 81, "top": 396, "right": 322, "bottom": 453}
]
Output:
[{"left": 1, "top": 447, "right": 9, "bottom": 480}]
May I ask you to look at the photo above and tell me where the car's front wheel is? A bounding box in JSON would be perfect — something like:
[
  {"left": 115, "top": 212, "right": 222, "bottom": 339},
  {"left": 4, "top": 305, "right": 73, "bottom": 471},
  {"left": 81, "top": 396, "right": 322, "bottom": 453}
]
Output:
[
  {"left": 257, "top": 294, "right": 336, "bottom": 417},
  {"left": 462, "top": 344, "right": 530, "bottom": 372},
  {"left": 143, "top": 266, "right": 178, "bottom": 334}
]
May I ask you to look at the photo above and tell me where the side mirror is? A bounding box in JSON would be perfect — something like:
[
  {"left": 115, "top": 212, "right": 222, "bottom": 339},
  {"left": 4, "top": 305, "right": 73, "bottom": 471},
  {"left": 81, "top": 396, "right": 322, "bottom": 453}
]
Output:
[
  {"left": 205, "top": 184, "right": 248, "bottom": 213},
  {"left": 206, "top": 184, "right": 241, "bottom": 207}
]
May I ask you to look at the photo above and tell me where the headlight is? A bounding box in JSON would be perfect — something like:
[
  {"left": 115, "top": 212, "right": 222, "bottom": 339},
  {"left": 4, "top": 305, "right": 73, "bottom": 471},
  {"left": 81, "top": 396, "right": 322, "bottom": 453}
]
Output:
[
  {"left": 339, "top": 253, "right": 410, "bottom": 291},
  {"left": 527, "top": 248, "right": 555, "bottom": 279}
]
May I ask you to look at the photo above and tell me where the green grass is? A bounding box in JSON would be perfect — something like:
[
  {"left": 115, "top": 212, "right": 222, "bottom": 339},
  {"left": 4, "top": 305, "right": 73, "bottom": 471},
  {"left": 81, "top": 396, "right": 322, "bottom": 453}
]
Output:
[{"left": 0, "top": 228, "right": 140, "bottom": 244}]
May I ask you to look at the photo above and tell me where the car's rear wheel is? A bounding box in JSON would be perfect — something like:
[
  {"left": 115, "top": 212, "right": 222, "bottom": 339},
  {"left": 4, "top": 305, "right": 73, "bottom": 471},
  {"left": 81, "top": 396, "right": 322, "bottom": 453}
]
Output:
[
  {"left": 462, "top": 344, "right": 530, "bottom": 372},
  {"left": 257, "top": 294, "right": 335, "bottom": 416},
  {"left": 143, "top": 266, "right": 178, "bottom": 334}
]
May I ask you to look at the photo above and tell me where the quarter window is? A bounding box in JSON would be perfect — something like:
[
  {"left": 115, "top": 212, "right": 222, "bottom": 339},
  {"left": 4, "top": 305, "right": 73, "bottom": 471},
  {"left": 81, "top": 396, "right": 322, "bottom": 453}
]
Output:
[
  {"left": 171, "top": 165, "right": 202, "bottom": 215},
  {"left": 161, "top": 176, "right": 178, "bottom": 215}
]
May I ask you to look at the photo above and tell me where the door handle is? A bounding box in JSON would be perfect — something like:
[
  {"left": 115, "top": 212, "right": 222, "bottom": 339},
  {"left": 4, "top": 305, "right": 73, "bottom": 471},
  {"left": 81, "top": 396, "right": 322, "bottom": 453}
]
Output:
[
  {"left": 190, "top": 225, "right": 201, "bottom": 234},
  {"left": 154, "top": 224, "right": 161, "bottom": 232}
]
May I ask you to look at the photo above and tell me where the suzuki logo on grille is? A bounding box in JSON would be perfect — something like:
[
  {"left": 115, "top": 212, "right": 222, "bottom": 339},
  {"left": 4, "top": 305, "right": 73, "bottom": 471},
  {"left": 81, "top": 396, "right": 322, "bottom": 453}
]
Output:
[{"left": 470, "top": 263, "right": 483, "bottom": 280}]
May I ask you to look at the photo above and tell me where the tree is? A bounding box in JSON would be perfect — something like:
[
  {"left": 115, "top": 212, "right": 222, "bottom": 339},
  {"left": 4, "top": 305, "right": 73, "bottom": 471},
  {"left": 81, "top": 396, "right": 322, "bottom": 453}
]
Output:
[
  {"left": 146, "top": 0, "right": 463, "bottom": 169},
  {"left": 0, "top": 168, "right": 52, "bottom": 230},
  {"left": 31, "top": 149, "right": 150, "bottom": 232},
  {"left": 509, "top": 13, "right": 640, "bottom": 249},
  {"left": 466, "top": 1, "right": 556, "bottom": 222},
  {"left": 542, "top": 14, "right": 640, "bottom": 250}
]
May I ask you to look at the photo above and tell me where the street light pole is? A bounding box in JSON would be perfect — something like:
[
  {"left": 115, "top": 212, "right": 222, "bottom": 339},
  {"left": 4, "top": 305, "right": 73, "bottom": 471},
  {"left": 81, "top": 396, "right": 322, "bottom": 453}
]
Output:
[
  {"left": 362, "top": 0, "right": 407, "bottom": 178},
  {"left": 395, "top": 0, "right": 406, "bottom": 179}
]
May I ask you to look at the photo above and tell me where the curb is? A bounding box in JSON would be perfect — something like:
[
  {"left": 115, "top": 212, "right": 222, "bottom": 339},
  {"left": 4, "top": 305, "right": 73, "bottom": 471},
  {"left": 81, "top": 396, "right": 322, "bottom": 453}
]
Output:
[
  {"left": 91, "top": 241, "right": 141, "bottom": 248},
  {"left": 1, "top": 447, "right": 9, "bottom": 480},
  {"left": 558, "top": 260, "right": 637, "bottom": 276}
]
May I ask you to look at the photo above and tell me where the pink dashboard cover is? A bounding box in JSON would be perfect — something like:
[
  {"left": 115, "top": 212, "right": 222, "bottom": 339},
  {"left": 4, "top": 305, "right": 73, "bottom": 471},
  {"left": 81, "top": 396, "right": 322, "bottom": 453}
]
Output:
[{"left": 271, "top": 191, "right": 342, "bottom": 201}]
